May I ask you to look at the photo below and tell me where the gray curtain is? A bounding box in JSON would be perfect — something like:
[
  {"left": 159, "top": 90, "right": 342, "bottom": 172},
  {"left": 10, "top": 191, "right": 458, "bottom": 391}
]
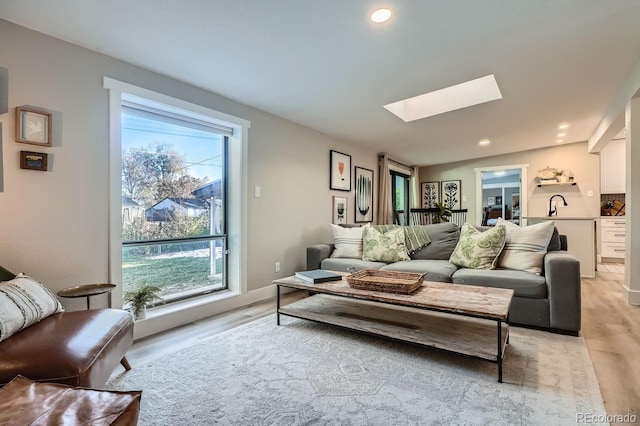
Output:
[{"left": 377, "top": 153, "right": 392, "bottom": 224}]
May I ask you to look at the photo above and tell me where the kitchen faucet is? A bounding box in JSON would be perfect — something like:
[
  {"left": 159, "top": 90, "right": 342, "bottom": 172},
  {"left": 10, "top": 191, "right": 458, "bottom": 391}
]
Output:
[{"left": 548, "top": 194, "right": 568, "bottom": 216}]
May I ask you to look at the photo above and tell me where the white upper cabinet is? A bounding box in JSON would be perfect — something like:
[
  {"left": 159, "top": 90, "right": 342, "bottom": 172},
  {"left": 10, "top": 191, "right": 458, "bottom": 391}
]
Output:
[{"left": 600, "top": 138, "right": 626, "bottom": 194}]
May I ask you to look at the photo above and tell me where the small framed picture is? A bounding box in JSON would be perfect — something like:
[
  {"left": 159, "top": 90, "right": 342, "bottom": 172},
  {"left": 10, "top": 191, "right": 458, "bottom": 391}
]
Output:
[
  {"left": 487, "top": 196, "right": 495, "bottom": 205},
  {"left": 332, "top": 196, "right": 347, "bottom": 224},
  {"left": 15, "top": 106, "right": 52, "bottom": 146},
  {"left": 330, "top": 150, "right": 351, "bottom": 191},
  {"left": 20, "top": 151, "right": 48, "bottom": 171},
  {"left": 354, "top": 167, "right": 374, "bottom": 223}
]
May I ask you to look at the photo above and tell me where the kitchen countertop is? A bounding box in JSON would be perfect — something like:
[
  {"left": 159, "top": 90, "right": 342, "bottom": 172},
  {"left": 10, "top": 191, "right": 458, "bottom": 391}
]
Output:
[{"left": 523, "top": 216, "right": 597, "bottom": 220}]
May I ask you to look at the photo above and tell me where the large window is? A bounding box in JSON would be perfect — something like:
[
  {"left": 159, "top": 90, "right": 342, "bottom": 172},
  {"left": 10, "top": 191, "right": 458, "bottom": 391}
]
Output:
[{"left": 120, "top": 95, "right": 230, "bottom": 305}]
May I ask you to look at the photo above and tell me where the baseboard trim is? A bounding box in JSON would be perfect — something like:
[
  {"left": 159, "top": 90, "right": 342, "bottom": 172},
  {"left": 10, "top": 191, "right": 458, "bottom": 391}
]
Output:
[
  {"left": 623, "top": 285, "right": 640, "bottom": 305},
  {"left": 132, "top": 284, "right": 286, "bottom": 340}
]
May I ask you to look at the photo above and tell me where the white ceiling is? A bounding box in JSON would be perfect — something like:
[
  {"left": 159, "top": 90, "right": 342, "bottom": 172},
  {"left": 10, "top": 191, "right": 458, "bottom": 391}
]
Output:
[{"left": 2, "top": 0, "right": 640, "bottom": 166}]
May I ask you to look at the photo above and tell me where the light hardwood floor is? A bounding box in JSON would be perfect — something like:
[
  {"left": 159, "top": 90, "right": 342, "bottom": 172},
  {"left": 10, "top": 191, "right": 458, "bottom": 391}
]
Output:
[
  {"left": 126, "top": 274, "right": 639, "bottom": 418},
  {"left": 581, "top": 269, "right": 640, "bottom": 417}
]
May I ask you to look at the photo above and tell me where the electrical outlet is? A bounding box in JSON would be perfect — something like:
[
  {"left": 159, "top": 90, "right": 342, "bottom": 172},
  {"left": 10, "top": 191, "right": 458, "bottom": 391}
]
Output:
[
  {"left": 462, "top": 195, "right": 467, "bottom": 202},
  {"left": 275, "top": 262, "right": 280, "bottom": 273}
]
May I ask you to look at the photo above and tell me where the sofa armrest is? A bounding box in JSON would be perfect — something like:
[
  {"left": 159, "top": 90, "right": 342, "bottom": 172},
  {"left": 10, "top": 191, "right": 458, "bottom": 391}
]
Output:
[
  {"left": 306, "top": 244, "right": 334, "bottom": 270},
  {"left": 544, "top": 251, "right": 581, "bottom": 333}
]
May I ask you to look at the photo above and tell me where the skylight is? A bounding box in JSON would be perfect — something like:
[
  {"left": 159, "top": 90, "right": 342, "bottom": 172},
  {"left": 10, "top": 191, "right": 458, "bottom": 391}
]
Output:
[{"left": 383, "top": 74, "right": 502, "bottom": 122}]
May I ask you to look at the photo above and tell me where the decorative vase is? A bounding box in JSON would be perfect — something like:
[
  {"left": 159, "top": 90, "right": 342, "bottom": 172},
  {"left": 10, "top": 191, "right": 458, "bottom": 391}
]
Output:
[{"left": 132, "top": 305, "right": 146, "bottom": 321}]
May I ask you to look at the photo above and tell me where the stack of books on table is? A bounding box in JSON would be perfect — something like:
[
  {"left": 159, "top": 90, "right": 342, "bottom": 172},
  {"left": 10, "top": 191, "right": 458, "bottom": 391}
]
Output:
[{"left": 294, "top": 269, "right": 342, "bottom": 284}]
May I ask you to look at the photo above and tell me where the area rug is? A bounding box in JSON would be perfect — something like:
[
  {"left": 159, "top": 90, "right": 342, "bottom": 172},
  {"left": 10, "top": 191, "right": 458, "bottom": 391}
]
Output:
[{"left": 107, "top": 315, "right": 606, "bottom": 425}]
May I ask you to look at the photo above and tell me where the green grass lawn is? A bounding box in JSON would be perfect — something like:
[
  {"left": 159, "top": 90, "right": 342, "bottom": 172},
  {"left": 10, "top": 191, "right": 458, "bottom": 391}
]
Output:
[{"left": 122, "top": 255, "right": 223, "bottom": 296}]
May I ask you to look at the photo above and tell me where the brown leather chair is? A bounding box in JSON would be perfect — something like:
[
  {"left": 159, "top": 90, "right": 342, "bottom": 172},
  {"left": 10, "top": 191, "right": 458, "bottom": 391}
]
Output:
[
  {"left": 0, "top": 375, "right": 141, "bottom": 425},
  {"left": 0, "top": 309, "right": 134, "bottom": 389}
]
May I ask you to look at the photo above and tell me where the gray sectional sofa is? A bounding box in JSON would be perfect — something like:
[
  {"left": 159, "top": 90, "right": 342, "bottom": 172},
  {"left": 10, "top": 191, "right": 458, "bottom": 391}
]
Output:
[{"left": 306, "top": 222, "right": 581, "bottom": 335}]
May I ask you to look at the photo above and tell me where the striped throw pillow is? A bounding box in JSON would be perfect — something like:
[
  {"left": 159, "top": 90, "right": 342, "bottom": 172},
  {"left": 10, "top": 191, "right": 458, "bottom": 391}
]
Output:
[
  {"left": 329, "top": 224, "right": 364, "bottom": 259},
  {"left": 496, "top": 218, "right": 555, "bottom": 275},
  {"left": 0, "top": 273, "right": 64, "bottom": 342}
]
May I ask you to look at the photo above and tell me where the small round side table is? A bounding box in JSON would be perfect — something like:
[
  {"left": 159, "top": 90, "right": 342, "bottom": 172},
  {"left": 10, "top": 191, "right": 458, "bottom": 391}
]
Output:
[{"left": 57, "top": 283, "right": 116, "bottom": 310}]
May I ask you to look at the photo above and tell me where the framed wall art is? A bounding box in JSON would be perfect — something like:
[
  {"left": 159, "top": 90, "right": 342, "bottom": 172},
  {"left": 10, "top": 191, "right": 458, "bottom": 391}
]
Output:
[
  {"left": 421, "top": 181, "right": 440, "bottom": 208},
  {"left": 15, "top": 106, "right": 52, "bottom": 146},
  {"left": 441, "top": 180, "right": 461, "bottom": 210},
  {"left": 354, "top": 166, "right": 373, "bottom": 223},
  {"left": 20, "top": 151, "right": 48, "bottom": 171},
  {"left": 330, "top": 150, "right": 351, "bottom": 191},
  {"left": 332, "top": 196, "right": 347, "bottom": 224}
]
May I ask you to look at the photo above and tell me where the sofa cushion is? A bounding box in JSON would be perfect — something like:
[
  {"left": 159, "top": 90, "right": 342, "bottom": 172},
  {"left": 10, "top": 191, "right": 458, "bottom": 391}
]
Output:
[
  {"left": 329, "top": 224, "right": 363, "bottom": 259},
  {"left": 411, "top": 223, "right": 460, "bottom": 260},
  {"left": 0, "top": 274, "right": 64, "bottom": 342},
  {"left": 452, "top": 268, "right": 547, "bottom": 298},
  {"left": 449, "top": 224, "right": 506, "bottom": 269},
  {"left": 381, "top": 260, "right": 458, "bottom": 283},
  {"left": 321, "top": 257, "right": 386, "bottom": 273},
  {"left": 495, "top": 218, "right": 555, "bottom": 275},
  {"left": 362, "top": 225, "right": 410, "bottom": 262}
]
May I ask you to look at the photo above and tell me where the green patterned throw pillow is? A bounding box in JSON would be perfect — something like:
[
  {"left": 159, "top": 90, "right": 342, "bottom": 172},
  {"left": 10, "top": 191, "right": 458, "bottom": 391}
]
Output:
[
  {"left": 362, "top": 225, "right": 410, "bottom": 263},
  {"left": 449, "top": 223, "right": 507, "bottom": 269}
]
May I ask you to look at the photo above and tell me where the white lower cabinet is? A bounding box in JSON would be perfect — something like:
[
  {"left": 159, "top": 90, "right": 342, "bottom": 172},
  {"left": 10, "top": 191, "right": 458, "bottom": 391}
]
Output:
[{"left": 600, "top": 217, "right": 625, "bottom": 259}]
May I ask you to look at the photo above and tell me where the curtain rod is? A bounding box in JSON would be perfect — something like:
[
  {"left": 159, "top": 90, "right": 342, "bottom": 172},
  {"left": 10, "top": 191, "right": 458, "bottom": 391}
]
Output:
[{"left": 379, "top": 153, "right": 412, "bottom": 169}]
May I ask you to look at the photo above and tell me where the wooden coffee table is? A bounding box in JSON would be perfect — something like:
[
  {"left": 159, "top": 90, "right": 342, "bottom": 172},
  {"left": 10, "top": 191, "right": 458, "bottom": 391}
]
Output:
[{"left": 273, "top": 273, "right": 514, "bottom": 382}]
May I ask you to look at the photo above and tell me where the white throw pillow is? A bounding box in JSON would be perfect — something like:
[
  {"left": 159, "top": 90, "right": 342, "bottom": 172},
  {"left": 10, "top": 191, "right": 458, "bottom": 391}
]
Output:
[
  {"left": 329, "top": 224, "right": 364, "bottom": 259},
  {"left": 0, "top": 273, "right": 64, "bottom": 342},
  {"left": 495, "top": 218, "right": 555, "bottom": 275}
]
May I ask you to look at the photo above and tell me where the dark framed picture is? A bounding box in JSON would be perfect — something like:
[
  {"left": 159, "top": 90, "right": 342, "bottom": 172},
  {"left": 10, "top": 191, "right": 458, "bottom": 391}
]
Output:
[
  {"left": 20, "top": 151, "right": 48, "bottom": 171},
  {"left": 495, "top": 196, "right": 503, "bottom": 206},
  {"left": 421, "top": 181, "right": 440, "bottom": 208},
  {"left": 15, "top": 106, "right": 52, "bottom": 146},
  {"left": 354, "top": 166, "right": 373, "bottom": 223},
  {"left": 332, "top": 196, "right": 347, "bottom": 224},
  {"left": 330, "top": 150, "right": 351, "bottom": 191},
  {"left": 441, "top": 180, "right": 461, "bottom": 210}
]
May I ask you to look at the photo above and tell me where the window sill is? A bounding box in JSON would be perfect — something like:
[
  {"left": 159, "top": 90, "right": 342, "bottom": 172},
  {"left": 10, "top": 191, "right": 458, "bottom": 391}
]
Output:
[{"left": 142, "top": 289, "right": 239, "bottom": 321}]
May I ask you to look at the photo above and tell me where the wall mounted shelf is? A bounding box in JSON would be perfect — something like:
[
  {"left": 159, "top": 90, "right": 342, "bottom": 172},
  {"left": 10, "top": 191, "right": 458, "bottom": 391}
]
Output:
[{"left": 536, "top": 182, "right": 577, "bottom": 188}]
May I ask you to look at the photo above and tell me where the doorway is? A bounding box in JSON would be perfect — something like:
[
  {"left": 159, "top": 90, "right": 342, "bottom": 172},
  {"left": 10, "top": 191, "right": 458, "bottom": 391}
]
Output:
[{"left": 475, "top": 164, "right": 528, "bottom": 226}]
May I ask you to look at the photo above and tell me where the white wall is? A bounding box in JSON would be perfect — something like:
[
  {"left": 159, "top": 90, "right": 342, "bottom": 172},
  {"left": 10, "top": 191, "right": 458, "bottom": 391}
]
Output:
[
  {"left": 419, "top": 142, "right": 601, "bottom": 224},
  {"left": 0, "top": 20, "right": 378, "bottom": 310}
]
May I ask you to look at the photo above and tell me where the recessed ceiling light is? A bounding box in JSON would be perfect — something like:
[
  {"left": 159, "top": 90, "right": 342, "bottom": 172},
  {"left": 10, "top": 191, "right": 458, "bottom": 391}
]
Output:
[
  {"left": 371, "top": 8, "right": 392, "bottom": 23},
  {"left": 558, "top": 123, "right": 569, "bottom": 129},
  {"left": 556, "top": 139, "right": 564, "bottom": 144},
  {"left": 384, "top": 74, "right": 502, "bottom": 122},
  {"left": 479, "top": 139, "right": 491, "bottom": 146},
  {"left": 557, "top": 133, "right": 566, "bottom": 138}
]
